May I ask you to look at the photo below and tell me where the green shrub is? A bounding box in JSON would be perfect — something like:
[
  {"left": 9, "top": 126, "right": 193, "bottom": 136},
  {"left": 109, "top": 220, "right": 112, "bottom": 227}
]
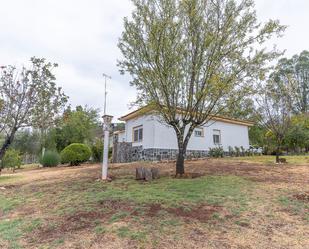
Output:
[
  {"left": 234, "top": 146, "right": 240, "bottom": 157},
  {"left": 91, "top": 139, "right": 103, "bottom": 162},
  {"left": 60, "top": 143, "right": 92, "bottom": 166},
  {"left": 240, "top": 146, "right": 246, "bottom": 156},
  {"left": 228, "top": 146, "right": 234, "bottom": 156},
  {"left": 209, "top": 147, "right": 224, "bottom": 158},
  {"left": 40, "top": 151, "right": 60, "bottom": 167},
  {"left": 109, "top": 147, "right": 113, "bottom": 159},
  {"left": 1, "top": 149, "right": 22, "bottom": 171}
]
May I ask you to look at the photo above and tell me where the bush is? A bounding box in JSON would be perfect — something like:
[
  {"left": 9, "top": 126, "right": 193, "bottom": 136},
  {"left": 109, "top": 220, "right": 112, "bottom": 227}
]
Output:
[
  {"left": 91, "top": 139, "right": 103, "bottom": 162},
  {"left": 40, "top": 151, "right": 60, "bottom": 167},
  {"left": 240, "top": 146, "right": 246, "bottom": 156},
  {"left": 234, "top": 146, "right": 241, "bottom": 157},
  {"left": 228, "top": 146, "right": 234, "bottom": 156},
  {"left": 109, "top": 147, "right": 113, "bottom": 159},
  {"left": 209, "top": 147, "right": 224, "bottom": 158},
  {"left": 1, "top": 149, "right": 22, "bottom": 171},
  {"left": 60, "top": 143, "right": 92, "bottom": 166}
]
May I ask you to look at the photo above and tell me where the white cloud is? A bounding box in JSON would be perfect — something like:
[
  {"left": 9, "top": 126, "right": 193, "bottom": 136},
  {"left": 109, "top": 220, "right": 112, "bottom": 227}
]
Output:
[{"left": 0, "top": 0, "right": 308, "bottom": 121}]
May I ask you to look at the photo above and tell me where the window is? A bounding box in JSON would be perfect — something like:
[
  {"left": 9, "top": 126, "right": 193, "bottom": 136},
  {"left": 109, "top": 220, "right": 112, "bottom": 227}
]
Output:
[
  {"left": 133, "top": 126, "right": 143, "bottom": 142},
  {"left": 213, "top": 129, "right": 221, "bottom": 145},
  {"left": 194, "top": 127, "right": 204, "bottom": 137}
]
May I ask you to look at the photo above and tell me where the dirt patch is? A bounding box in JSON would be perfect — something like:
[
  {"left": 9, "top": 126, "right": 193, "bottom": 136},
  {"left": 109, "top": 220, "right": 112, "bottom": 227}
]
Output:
[
  {"left": 30, "top": 210, "right": 110, "bottom": 244},
  {"left": 98, "top": 199, "right": 139, "bottom": 216},
  {"left": 147, "top": 203, "right": 163, "bottom": 217},
  {"left": 30, "top": 200, "right": 141, "bottom": 244},
  {"left": 65, "top": 211, "right": 109, "bottom": 225},
  {"left": 292, "top": 192, "right": 309, "bottom": 202},
  {"left": 146, "top": 203, "right": 223, "bottom": 222},
  {"left": 167, "top": 204, "right": 222, "bottom": 222},
  {"left": 0, "top": 184, "right": 18, "bottom": 189}
]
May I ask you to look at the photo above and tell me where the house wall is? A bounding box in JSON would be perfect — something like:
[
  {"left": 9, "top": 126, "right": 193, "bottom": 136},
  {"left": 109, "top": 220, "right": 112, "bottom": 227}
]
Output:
[
  {"left": 124, "top": 115, "right": 155, "bottom": 149},
  {"left": 152, "top": 115, "right": 250, "bottom": 151},
  {"left": 113, "top": 111, "right": 251, "bottom": 162},
  {"left": 122, "top": 114, "right": 250, "bottom": 156}
]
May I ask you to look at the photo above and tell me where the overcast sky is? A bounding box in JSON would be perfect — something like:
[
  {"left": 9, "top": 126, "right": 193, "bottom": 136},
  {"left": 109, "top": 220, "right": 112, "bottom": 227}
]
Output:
[{"left": 1, "top": 0, "right": 308, "bottom": 122}]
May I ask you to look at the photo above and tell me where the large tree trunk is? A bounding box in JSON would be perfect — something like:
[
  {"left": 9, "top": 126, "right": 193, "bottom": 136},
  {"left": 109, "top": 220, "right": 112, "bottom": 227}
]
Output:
[
  {"left": 176, "top": 147, "right": 185, "bottom": 176},
  {"left": 0, "top": 128, "right": 17, "bottom": 161},
  {"left": 174, "top": 125, "right": 194, "bottom": 176}
]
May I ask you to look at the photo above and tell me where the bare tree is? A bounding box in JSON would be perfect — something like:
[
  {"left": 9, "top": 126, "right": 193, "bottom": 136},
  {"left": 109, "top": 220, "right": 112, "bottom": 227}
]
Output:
[
  {"left": 118, "top": 0, "right": 285, "bottom": 175},
  {"left": 255, "top": 73, "right": 294, "bottom": 163}
]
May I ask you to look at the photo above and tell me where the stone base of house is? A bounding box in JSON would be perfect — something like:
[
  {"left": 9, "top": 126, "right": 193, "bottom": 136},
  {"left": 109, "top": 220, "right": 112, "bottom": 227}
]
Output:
[{"left": 112, "top": 142, "right": 209, "bottom": 163}]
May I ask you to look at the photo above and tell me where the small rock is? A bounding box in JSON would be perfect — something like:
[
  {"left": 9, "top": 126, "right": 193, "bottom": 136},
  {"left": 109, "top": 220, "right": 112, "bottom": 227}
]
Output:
[
  {"left": 144, "top": 169, "right": 153, "bottom": 181},
  {"left": 151, "top": 168, "right": 160, "bottom": 179},
  {"left": 136, "top": 167, "right": 145, "bottom": 180}
]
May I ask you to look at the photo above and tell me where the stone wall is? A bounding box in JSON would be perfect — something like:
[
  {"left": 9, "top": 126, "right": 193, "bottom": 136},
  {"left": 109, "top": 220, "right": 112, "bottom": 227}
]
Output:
[
  {"left": 112, "top": 142, "right": 133, "bottom": 163},
  {"left": 112, "top": 142, "right": 209, "bottom": 163}
]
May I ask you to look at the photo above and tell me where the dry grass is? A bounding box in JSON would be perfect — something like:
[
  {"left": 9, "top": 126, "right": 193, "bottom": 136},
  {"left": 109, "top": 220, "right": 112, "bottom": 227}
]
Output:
[
  {"left": 0, "top": 157, "right": 308, "bottom": 249},
  {"left": 225, "top": 155, "right": 309, "bottom": 165}
]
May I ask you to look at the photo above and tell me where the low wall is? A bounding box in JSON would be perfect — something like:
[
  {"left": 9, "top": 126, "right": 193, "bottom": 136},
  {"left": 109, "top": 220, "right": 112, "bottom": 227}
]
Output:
[
  {"left": 112, "top": 142, "right": 209, "bottom": 163},
  {"left": 112, "top": 142, "right": 133, "bottom": 163}
]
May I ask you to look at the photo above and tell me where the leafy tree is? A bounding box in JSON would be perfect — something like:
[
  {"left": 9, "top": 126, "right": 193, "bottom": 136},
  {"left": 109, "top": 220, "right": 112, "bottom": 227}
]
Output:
[
  {"left": 118, "top": 0, "right": 284, "bottom": 174},
  {"left": 54, "top": 106, "right": 100, "bottom": 151},
  {"left": 30, "top": 58, "right": 68, "bottom": 152},
  {"left": 284, "top": 114, "right": 309, "bottom": 152},
  {"left": 285, "top": 125, "right": 309, "bottom": 153},
  {"left": 221, "top": 97, "right": 256, "bottom": 120},
  {"left": 274, "top": 51, "right": 309, "bottom": 113},
  {"left": 0, "top": 58, "right": 67, "bottom": 161},
  {"left": 11, "top": 129, "right": 41, "bottom": 156},
  {"left": 249, "top": 125, "right": 266, "bottom": 148}
]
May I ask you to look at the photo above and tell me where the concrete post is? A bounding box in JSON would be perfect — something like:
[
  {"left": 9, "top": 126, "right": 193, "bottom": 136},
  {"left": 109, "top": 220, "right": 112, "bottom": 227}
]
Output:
[
  {"left": 102, "top": 115, "right": 113, "bottom": 180},
  {"left": 102, "top": 129, "right": 109, "bottom": 180}
]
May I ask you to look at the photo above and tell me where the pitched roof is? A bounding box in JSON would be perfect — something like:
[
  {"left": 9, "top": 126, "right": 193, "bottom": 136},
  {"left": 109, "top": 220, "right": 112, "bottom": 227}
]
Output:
[{"left": 119, "top": 106, "right": 254, "bottom": 127}]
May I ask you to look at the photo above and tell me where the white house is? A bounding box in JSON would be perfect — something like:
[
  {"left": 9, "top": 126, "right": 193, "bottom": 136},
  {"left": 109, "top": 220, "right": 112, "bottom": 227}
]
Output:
[{"left": 113, "top": 106, "right": 253, "bottom": 162}]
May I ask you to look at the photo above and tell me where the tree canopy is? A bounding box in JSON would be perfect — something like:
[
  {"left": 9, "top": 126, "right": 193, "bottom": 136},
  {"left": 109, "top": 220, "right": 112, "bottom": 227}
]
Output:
[
  {"left": 273, "top": 51, "right": 309, "bottom": 114},
  {"left": 118, "top": 0, "right": 285, "bottom": 174},
  {"left": 53, "top": 106, "right": 101, "bottom": 151}
]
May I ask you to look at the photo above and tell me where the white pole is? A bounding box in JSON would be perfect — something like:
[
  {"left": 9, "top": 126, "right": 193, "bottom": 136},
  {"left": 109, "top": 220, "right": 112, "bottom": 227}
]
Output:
[
  {"left": 101, "top": 73, "right": 112, "bottom": 181},
  {"left": 102, "top": 129, "right": 109, "bottom": 180}
]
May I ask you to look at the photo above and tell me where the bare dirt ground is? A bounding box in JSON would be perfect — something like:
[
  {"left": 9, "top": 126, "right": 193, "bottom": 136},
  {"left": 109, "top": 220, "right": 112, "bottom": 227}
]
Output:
[{"left": 0, "top": 158, "right": 308, "bottom": 249}]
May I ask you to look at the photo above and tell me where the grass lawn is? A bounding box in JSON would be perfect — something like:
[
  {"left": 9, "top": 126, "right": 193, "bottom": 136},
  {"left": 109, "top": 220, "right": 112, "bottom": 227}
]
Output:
[{"left": 0, "top": 156, "right": 308, "bottom": 249}]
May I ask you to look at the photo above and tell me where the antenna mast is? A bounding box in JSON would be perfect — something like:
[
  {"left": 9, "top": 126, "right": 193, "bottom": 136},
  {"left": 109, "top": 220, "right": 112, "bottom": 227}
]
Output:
[{"left": 102, "top": 73, "right": 112, "bottom": 115}]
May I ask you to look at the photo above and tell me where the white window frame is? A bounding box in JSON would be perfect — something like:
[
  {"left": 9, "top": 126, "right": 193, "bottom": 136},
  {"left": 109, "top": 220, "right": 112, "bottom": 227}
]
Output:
[
  {"left": 133, "top": 125, "right": 143, "bottom": 142},
  {"left": 213, "top": 129, "right": 221, "bottom": 145},
  {"left": 194, "top": 127, "right": 204, "bottom": 137}
]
